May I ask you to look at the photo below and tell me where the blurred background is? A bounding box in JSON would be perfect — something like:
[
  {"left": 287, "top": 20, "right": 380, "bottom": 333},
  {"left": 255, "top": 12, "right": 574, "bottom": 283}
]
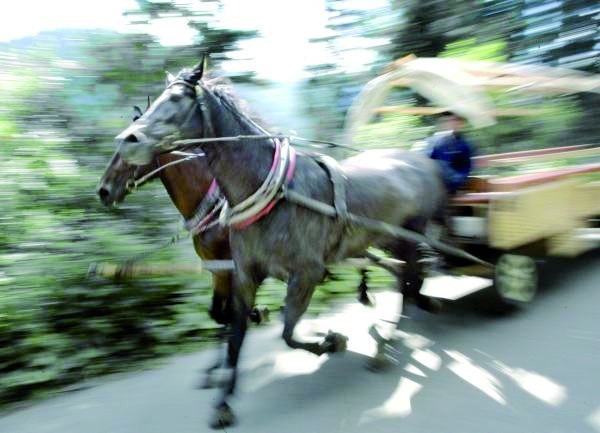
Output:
[{"left": 0, "top": 0, "right": 599, "bottom": 407}]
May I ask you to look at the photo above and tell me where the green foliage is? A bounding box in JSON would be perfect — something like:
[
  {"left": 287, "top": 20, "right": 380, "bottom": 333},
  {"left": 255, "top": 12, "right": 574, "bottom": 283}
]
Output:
[
  {"left": 0, "top": 19, "right": 257, "bottom": 406},
  {"left": 353, "top": 112, "right": 433, "bottom": 150},
  {"left": 437, "top": 37, "right": 583, "bottom": 156},
  {"left": 469, "top": 96, "right": 582, "bottom": 158},
  {"left": 388, "top": 0, "right": 523, "bottom": 59},
  {"left": 0, "top": 98, "right": 215, "bottom": 402},
  {"left": 440, "top": 38, "right": 507, "bottom": 62}
]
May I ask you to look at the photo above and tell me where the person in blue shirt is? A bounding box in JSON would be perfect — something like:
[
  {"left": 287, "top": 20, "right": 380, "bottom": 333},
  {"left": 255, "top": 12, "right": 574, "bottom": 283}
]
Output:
[
  {"left": 409, "top": 112, "right": 475, "bottom": 313},
  {"left": 426, "top": 112, "right": 474, "bottom": 194}
]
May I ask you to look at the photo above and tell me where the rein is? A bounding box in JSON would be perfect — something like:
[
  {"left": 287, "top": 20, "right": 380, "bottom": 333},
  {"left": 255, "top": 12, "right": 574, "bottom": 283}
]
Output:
[
  {"left": 173, "top": 134, "right": 362, "bottom": 152},
  {"left": 128, "top": 151, "right": 204, "bottom": 191},
  {"left": 128, "top": 132, "right": 356, "bottom": 194}
]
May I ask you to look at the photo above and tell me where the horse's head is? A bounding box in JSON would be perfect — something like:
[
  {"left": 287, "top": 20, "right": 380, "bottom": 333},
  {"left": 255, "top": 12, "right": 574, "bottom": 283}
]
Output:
[
  {"left": 97, "top": 106, "right": 160, "bottom": 206},
  {"left": 116, "top": 61, "right": 207, "bottom": 166}
]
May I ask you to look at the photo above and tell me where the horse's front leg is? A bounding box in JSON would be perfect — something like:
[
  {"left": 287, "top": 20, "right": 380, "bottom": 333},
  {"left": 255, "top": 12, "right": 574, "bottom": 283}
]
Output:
[
  {"left": 210, "top": 268, "right": 259, "bottom": 430},
  {"left": 282, "top": 269, "right": 348, "bottom": 356},
  {"left": 203, "top": 271, "right": 269, "bottom": 389},
  {"left": 200, "top": 326, "right": 230, "bottom": 389},
  {"left": 208, "top": 272, "right": 232, "bottom": 325},
  {"left": 200, "top": 272, "right": 232, "bottom": 389}
]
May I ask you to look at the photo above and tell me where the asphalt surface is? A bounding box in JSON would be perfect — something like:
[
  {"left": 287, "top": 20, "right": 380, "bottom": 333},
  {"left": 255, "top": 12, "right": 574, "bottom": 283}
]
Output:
[{"left": 1, "top": 250, "right": 599, "bottom": 433}]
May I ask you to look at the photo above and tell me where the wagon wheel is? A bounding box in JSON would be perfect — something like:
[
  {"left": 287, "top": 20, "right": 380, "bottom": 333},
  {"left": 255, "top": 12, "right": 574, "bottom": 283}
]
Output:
[{"left": 493, "top": 253, "right": 538, "bottom": 306}]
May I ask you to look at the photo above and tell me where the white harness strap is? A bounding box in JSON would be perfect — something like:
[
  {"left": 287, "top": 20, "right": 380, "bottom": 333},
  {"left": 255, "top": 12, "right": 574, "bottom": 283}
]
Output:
[{"left": 219, "top": 138, "right": 293, "bottom": 227}]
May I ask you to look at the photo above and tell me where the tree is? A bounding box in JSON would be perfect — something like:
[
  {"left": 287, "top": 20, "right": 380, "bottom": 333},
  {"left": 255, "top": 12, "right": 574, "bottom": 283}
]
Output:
[
  {"left": 0, "top": 1, "right": 260, "bottom": 402},
  {"left": 511, "top": 0, "right": 600, "bottom": 141},
  {"left": 124, "top": 0, "right": 258, "bottom": 73},
  {"left": 387, "top": 0, "right": 524, "bottom": 59}
]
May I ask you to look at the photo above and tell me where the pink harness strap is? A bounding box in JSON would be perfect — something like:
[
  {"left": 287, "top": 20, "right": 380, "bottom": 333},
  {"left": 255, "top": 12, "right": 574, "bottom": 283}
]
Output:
[
  {"left": 186, "top": 178, "right": 221, "bottom": 235},
  {"left": 206, "top": 178, "right": 218, "bottom": 196}
]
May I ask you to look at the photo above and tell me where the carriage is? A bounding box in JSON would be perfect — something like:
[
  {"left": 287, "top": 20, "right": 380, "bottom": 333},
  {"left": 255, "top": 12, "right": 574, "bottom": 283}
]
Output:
[{"left": 343, "top": 55, "right": 600, "bottom": 308}]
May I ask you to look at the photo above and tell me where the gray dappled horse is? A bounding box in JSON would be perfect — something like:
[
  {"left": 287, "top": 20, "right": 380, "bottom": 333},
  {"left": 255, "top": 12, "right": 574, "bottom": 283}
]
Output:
[{"left": 115, "top": 62, "right": 447, "bottom": 428}]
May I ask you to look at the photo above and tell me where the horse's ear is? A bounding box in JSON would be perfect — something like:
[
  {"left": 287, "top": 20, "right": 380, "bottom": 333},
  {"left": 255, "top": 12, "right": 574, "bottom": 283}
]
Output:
[
  {"left": 133, "top": 105, "right": 143, "bottom": 121},
  {"left": 187, "top": 54, "right": 206, "bottom": 84},
  {"left": 165, "top": 71, "right": 175, "bottom": 86}
]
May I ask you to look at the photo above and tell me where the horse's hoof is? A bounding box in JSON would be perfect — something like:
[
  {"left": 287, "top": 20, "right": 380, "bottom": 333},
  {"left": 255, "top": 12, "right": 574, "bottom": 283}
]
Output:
[
  {"left": 365, "top": 354, "right": 391, "bottom": 372},
  {"left": 417, "top": 296, "right": 443, "bottom": 314},
  {"left": 249, "top": 305, "right": 270, "bottom": 324},
  {"left": 322, "top": 331, "right": 348, "bottom": 353},
  {"left": 210, "top": 403, "right": 236, "bottom": 429},
  {"left": 365, "top": 347, "right": 392, "bottom": 373}
]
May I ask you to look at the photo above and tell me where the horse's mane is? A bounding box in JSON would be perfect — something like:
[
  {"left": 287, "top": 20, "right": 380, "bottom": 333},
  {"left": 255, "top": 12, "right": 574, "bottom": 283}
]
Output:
[{"left": 177, "top": 68, "right": 269, "bottom": 132}]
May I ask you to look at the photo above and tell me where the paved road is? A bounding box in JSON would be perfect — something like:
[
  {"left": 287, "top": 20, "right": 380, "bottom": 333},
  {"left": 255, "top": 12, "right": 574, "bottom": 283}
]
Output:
[{"left": 1, "top": 251, "right": 599, "bottom": 433}]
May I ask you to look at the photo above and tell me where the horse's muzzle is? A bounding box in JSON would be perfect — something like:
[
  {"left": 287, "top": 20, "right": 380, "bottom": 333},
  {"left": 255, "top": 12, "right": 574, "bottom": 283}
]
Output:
[{"left": 97, "top": 185, "right": 112, "bottom": 206}]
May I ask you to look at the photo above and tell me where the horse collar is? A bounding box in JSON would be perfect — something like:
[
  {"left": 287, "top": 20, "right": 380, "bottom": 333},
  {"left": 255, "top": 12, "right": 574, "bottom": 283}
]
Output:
[{"left": 219, "top": 138, "right": 297, "bottom": 230}]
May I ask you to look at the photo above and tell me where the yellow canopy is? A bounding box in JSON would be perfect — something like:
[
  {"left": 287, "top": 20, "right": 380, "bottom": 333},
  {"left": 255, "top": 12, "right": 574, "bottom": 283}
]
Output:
[{"left": 343, "top": 55, "right": 600, "bottom": 143}]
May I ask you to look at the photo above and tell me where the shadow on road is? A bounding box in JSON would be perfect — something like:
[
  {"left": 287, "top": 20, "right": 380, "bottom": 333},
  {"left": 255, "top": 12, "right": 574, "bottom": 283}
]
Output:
[{"left": 224, "top": 249, "right": 600, "bottom": 433}]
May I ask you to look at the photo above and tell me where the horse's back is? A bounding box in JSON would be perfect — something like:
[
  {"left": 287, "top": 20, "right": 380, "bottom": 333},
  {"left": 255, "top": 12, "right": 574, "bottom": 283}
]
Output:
[
  {"left": 341, "top": 148, "right": 436, "bottom": 176},
  {"left": 341, "top": 148, "right": 445, "bottom": 222}
]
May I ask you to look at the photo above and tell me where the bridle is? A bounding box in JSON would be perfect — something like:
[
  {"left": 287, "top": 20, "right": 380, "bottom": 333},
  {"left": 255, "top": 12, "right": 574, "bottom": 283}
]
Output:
[
  {"left": 124, "top": 78, "right": 212, "bottom": 193},
  {"left": 124, "top": 150, "right": 202, "bottom": 193},
  {"left": 121, "top": 78, "right": 225, "bottom": 234},
  {"left": 167, "top": 79, "right": 216, "bottom": 140},
  {"left": 122, "top": 76, "right": 297, "bottom": 232}
]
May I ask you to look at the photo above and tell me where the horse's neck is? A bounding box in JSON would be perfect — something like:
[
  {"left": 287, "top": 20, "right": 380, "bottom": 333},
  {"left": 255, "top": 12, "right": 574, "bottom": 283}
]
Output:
[
  {"left": 201, "top": 93, "right": 274, "bottom": 206},
  {"left": 159, "top": 154, "right": 212, "bottom": 219}
]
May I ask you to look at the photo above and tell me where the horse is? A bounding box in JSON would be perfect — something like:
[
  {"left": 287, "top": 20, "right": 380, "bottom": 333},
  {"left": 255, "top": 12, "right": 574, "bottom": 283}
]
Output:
[
  {"left": 97, "top": 101, "right": 376, "bottom": 388},
  {"left": 114, "top": 62, "right": 447, "bottom": 428},
  {"left": 97, "top": 105, "right": 263, "bottom": 387}
]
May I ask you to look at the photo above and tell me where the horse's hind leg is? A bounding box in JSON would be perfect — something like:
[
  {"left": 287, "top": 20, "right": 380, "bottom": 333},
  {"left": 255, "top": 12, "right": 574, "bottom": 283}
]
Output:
[
  {"left": 404, "top": 244, "right": 442, "bottom": 313},
  {"left": 357, "top": 268, "right": 375, "bottom": 306},
  {"left": 367, "top": 234, "right": 424, "bottom": 370},
  {"left": 366, "top": 275, "right": 404, "bottom": 370},
  {"left": 282, "top": 269, "right": 348, "bottom": 355}
]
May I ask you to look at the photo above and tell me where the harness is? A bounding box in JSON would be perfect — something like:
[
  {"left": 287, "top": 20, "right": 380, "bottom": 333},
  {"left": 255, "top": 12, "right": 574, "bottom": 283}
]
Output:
[
  {"left": 183, "top": 179, "right": 226, "bottom": 235},
  {"left": 123, "top": 77, "right": 493, "bottom": 268},
  {"left": 314, "top": 154, "right": 348, "bottom": 224}
]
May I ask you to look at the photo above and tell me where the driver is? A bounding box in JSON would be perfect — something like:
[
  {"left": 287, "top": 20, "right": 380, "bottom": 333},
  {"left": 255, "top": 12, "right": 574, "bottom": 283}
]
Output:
[
  {"left": 414, "top": 112, "right": 476, "bottom": 312},
  {"left": 426, "top": 111, "right": 474, "bottom": 194}
]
